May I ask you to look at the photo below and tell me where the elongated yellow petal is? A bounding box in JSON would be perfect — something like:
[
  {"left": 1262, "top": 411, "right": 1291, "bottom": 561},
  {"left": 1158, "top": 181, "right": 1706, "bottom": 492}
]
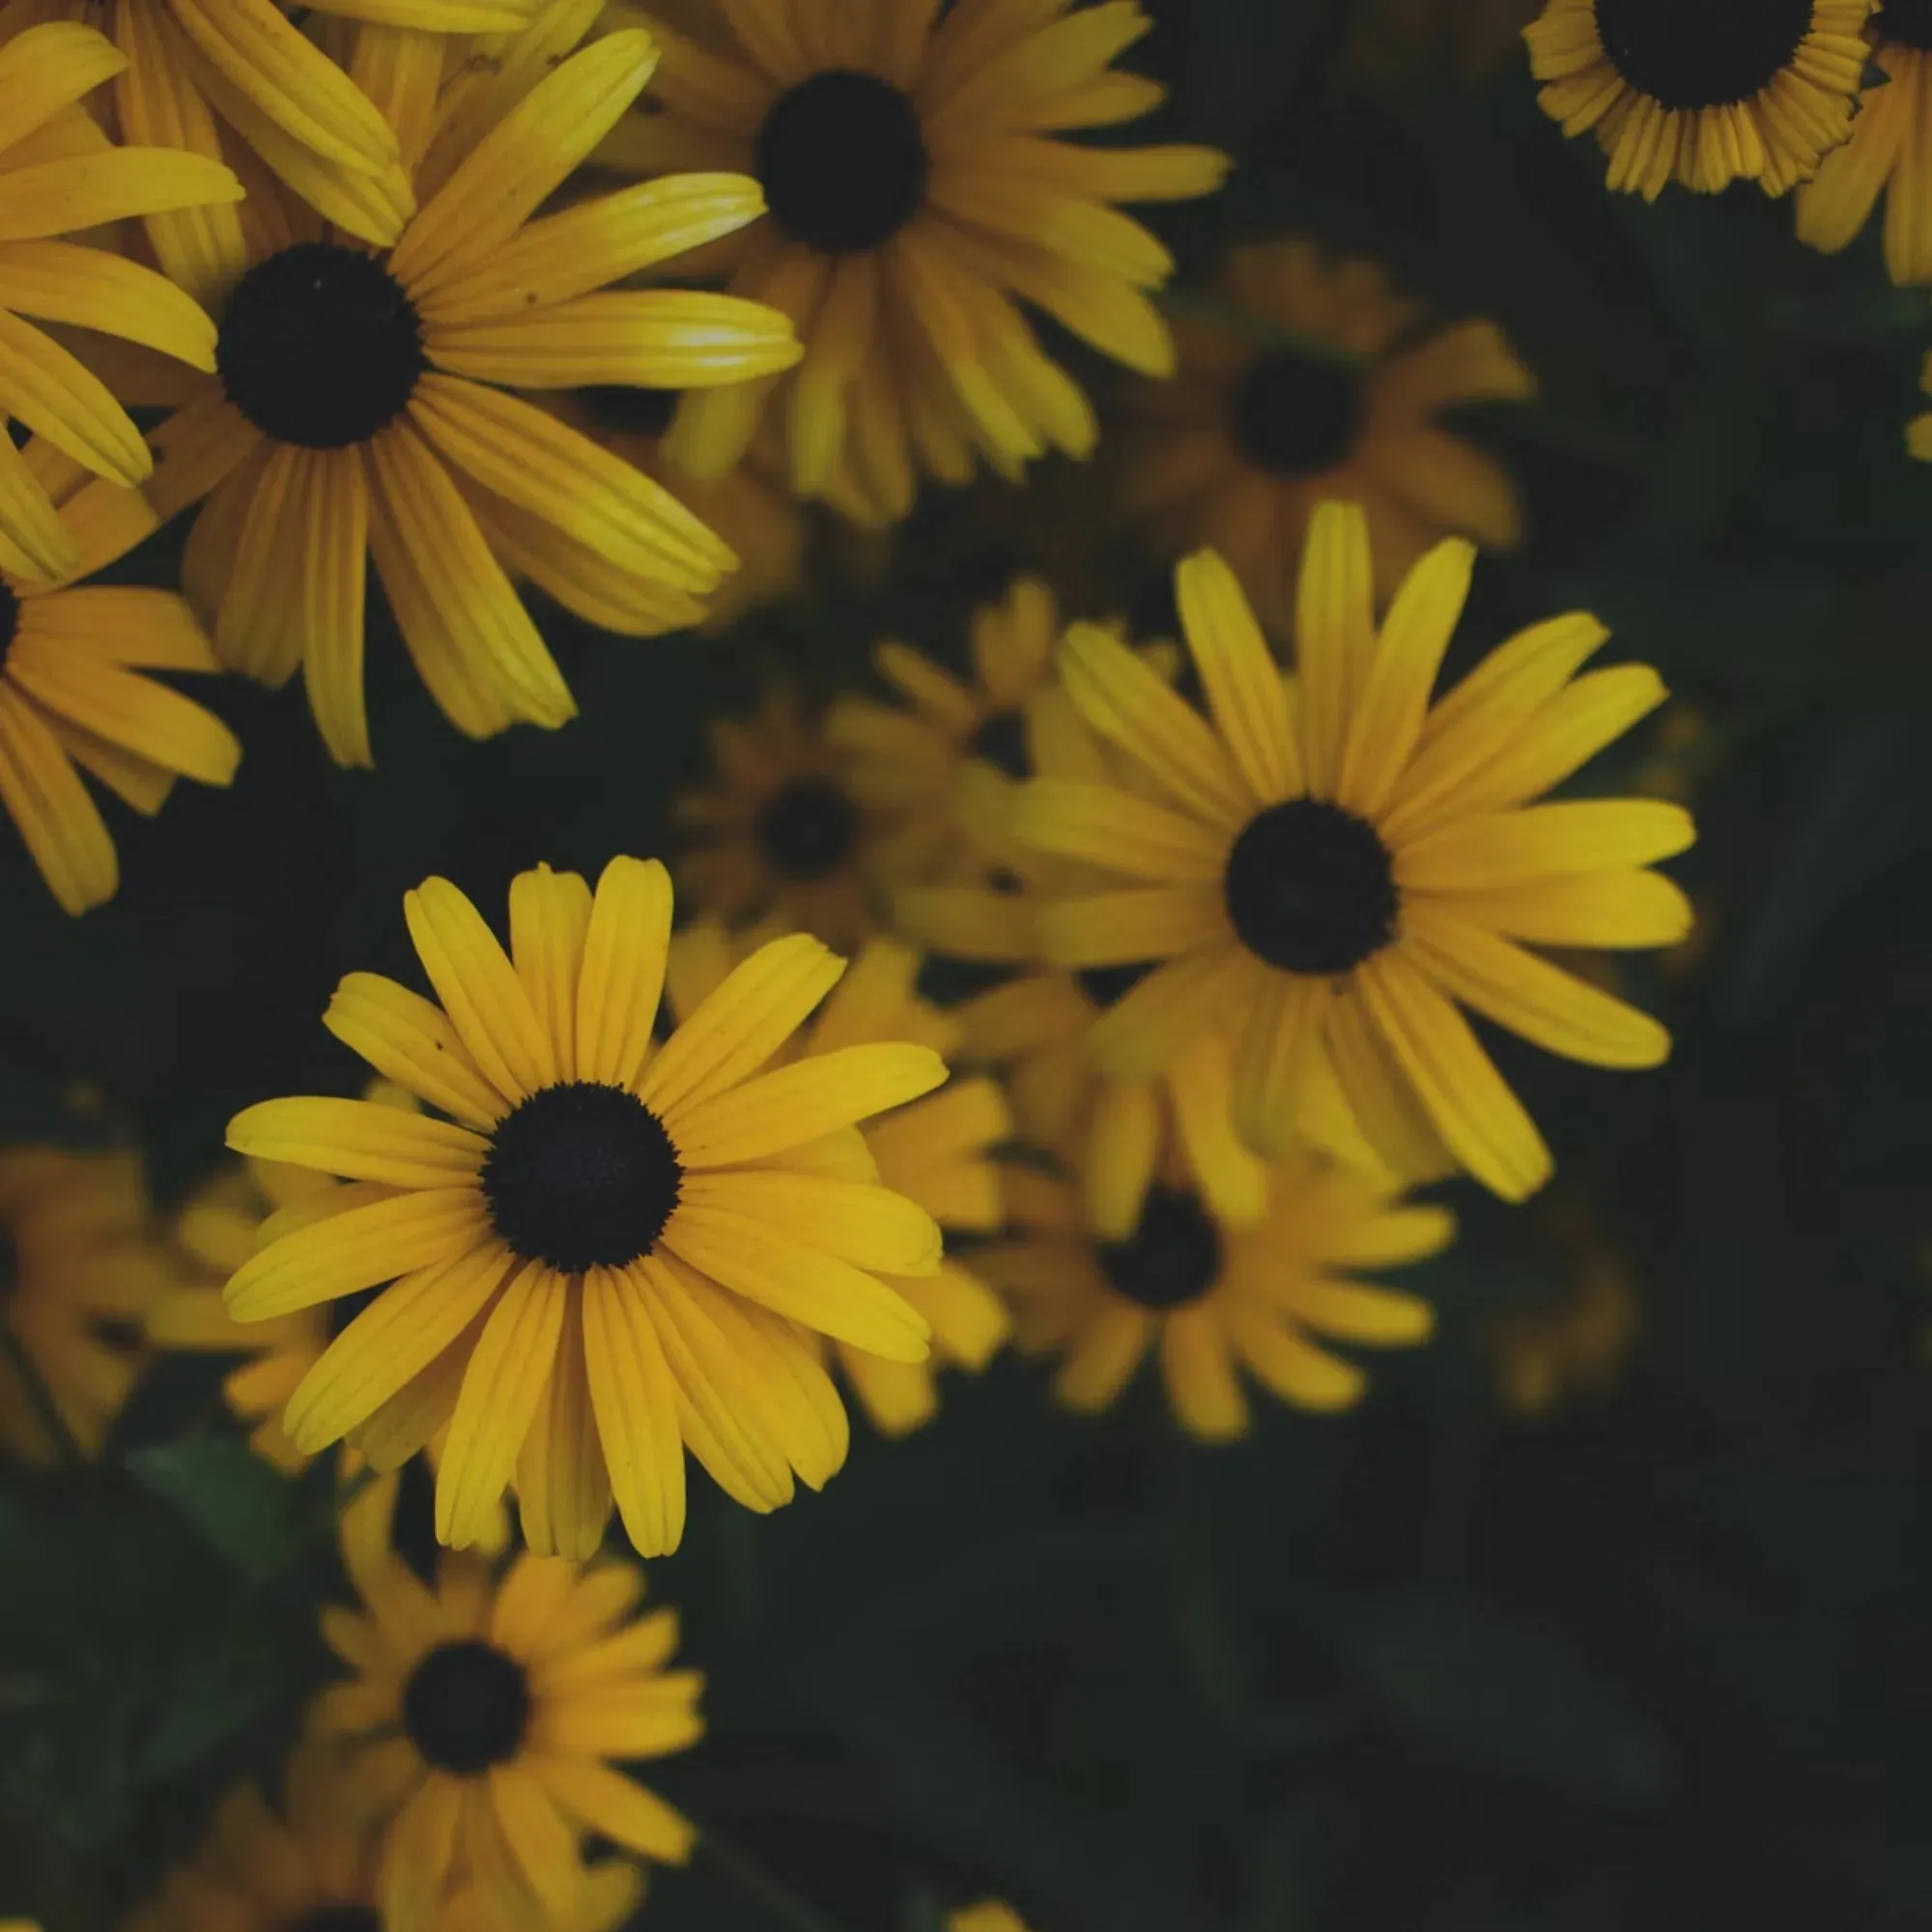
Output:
[
  {"left": 1293, "top": 500, "right": 1375, "bottom": 799},
  {"left": 0, "top": 242, "right": 214, "bottom": 372},
  {"left": 1089, "top": 944, "right": 1256, "bottom": 1079},
  {"left": 0, "top": 681, "right": 114, "bottom": 911},
  {"left": 582, "top": 1263, "right": 686, "bottom": 1556},
  {"left": 1232, "top": 972, "right": 1329, "bottom": 1159},
  {"left": 1036, "top": 887, "right": 1226, "bottom": 965},
  {"left": 0, "top": 25, "right": 123, "bottom": 160},
  {"left": 574, "top": 855, "right": 673, "bottom": 1090},
  {"left": 0, "top": 148, "right": 242, "bottom": 242},
  {"left": 514, "top": 1284, "right": 611, "bottom": 1560},
  {"left": 405, "top": 874, "right": 555, "bottom": 1100},
  {"left": 680, "top": 1172, "right": 940, "bottom": 1274},
  {"left": 1435, "top": 867, "right": 1692, "bottom": 951},
  {"left": 1396, "top": 799, "right": 1695, "bottom": 895},
  {"left": 227, "top": 1096, "right": 488, "bottom": 1185},
  {"left": 527, "top": 1756, "right": 694, "bottom": 1862},
  {"left": 297, "top": 449, "right": 372, "bottom": 770},
  {"left": 1175, "top": 548, "right": 1299, "bottom": 804},
  {"left": 1010, "top": 778, "right": 1226, "bottom": 882},
  {"left": 0, "top": 309, "right": 147, "bottom": 485},
  {"left": 509, "top": 863, "right": 593, "bottom": 1082},
  {"left": 324, "top": 971, "right": 511, "bottom": 1129}
]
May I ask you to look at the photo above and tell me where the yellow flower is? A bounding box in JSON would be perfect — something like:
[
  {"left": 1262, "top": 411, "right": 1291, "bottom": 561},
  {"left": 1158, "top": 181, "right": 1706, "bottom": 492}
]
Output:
[
  {"left": 0, "top": 1145, "right": 172, "bottom": 1462},
  {"left": 828, "top": 576, "right": 1066, "bottom": 880},
  {"left": 614, "top": 0, "right": 1228, "bottom": 522},
  {"left": 0, "top": 20, "right": 239, "bottom": 582},
  {"left": 1007, "top": 512, "right": 1695, "bottom": 1202},
  {"left": 313, "top": 1474, "right": 698, "bottom": 1932},
  {"left": 668, "top": 920, "right": 1011, "bottom": 1436},
  {"left": 949, "top": 1908, "right": 1033, "bottom": 1932},
  {"left": 982, "top": 1138, "right": 1452, "bottom": 1435},
  {"left": 120, "top": 1753, "right": 373, "bottom": 1932},
  {"left": 1525, "top": 0, "right": 1872, "bottom": 200},
  {"left": 128, "top": 15, "right": 799, "bottom": 765},
  {"left": 1125, "top": 239, "right": 1533, "bottom": 634},
  {"left": 0, "top": 443, "right": 240, "bottom": 914},
  {"left": 676, "top": 684, "right": 942, "bottom": 952},
  {"left": 220, "top": 855, "right": 948, "bottom": 1557}
]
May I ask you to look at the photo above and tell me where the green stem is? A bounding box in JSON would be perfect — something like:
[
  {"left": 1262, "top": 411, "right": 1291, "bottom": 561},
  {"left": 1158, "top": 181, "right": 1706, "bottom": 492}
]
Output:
[{"left": 695, "top": 1823, "right": 854, "bottom": 1932}]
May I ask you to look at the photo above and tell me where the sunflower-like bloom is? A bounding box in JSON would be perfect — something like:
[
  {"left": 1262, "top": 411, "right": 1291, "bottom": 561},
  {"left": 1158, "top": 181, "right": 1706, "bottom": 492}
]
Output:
[
  {"left": 314, "top": 1475, "right": 698, "bottom": 1932},
  {"left": 1125, "top": 239, "right": 1533, "bottom": 632},
  {"left": 983, "top": 1137, "right": 1452, "bottom": 1435},
  {"left": 1008, "top": 515, "right": 1695, "bottom": 1203},
  {"left": 132, "top": 17, "right": 801, "bottom": 766},
  {"left": 221, "top": 855, "right": 947, "bottom": 1558},
  {"left": 0, "top": 22, "right": 240, "bottom": 582},
  {"left": 676, "top": 685, "right": 940, "bottom": 952},
  {"left": 668, "top": 922, "right": 1011, "bottom": 1435},
  {"left": 614, "top": 0, "right": 1228, "bottom": 523},
  {"left": 0, "top": 445, "right": 241, "bottom": 914},
  {"left": 0, "top": 1147, "right": 172, "bottom": 1462},
  {"left": 1525, "top": 0, "right": 1872, "bottom": 200},
  {"left": 828, "top": 576, "right": 1067, "bottom": 879},
  {"left": 563, "top": 385, "right": 807, "bottom": 629},
  {"left": 120, "top": 1754, "right": 375, "bottom": 1932}
]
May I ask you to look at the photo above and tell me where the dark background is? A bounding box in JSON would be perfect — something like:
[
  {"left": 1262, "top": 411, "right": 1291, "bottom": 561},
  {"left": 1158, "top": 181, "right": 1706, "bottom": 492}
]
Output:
[{"left": 5, "top": 1, "right": 1932, "bottom": 1927}]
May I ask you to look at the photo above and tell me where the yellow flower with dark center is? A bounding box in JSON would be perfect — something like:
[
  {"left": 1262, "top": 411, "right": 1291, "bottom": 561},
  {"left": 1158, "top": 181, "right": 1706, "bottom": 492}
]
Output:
[
  {"left": 221, "top": 855, "right": 947, "bottom": 1558},
  {"left": 1007, "top": 512, "right": 1695, "bottom": 1203},
  {"left": 0, "top": 1146, "right": 172, "bottom": 1463},
  {"left": 828, "top": 576, "right": 1066, "bottom": 880},
  {"left": 565, "top": 384, "right": 807, "bottom": 630},
  {"left": 0, "top": 443, "right": 241, "bottom": 914},
  {"left": 128, "top": 19, "right": 800, "bottom": 766},
  {"left": 676, "top": 685, "right": 942, "bottom": 952},
  {"left": 612, "top": 0, "right": 1228, "bottom": 523},
  {"left": 313, "top": 1474, "right": 698, "bottom": 1932},
  {"left": 119, "top": 1754, "right": 374, "bottom": 1932},
  {"left": 982, "top": 1139, "right": 1452, "bottom": 1435},
  {"left": 1525, "top": 0, "right": 1872, "bottom": 200},
  {"left": 1125, "top": 239, "right": 1533, "bottom": 632},
  {"left": 0, "top": 20, "right": 240, "bottom": 583},
  {"left": 668, "top": 920, "right": 1011, "bottom": 1436},
  {"left": 1797, "top": 3, "right": 1932, "bottom": 280}
]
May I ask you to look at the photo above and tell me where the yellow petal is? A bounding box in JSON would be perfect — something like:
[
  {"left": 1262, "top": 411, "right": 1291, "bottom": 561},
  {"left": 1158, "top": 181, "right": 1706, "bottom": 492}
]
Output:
[
  {"left": 226, "top": 1095, "right": 488, "bottom": 1186},
  {"left": 1174, "top": 548, "right": 1298, "bottom": 802},
  {"left": 0, "top": 242, "right": 215, "bottom": 373},
  {"left": 574, "top": 854, "right": 672, "bottom": 1090},
  {"left": 0, "top": 147, "right": 242, "bottom": 242},
  {"left": 404, "top": 873, "right": 556, "bottom": 1098},
  {"left": 0, "top": 680, "right": 114, "bottom": 912},
  {"left": 324, "top": 971, "right": 511, "bottom": 1129},
  {"left": 1396, "top": 799, "right": 1695, "bottom": 895},
  {"left": 1293, "top": 500, "right": 1375, "bottom": 799},
  {"left": 0, "top": 308, "right": 147, "bottom": 486},
  {"left": 509, "top": 862, "right": 594, "bottom": 1082},
  {"left": 679, "top": 1172, "right": 940, "bottom": 1275},
  {"left": 0, "top": 23, "right": 124, "bottom": 158},
  {"left": 1009, "top": 778, "right": 1226, "bottom": 882},
  {"left": 581, "top": 1263, "right": 687, "bottom": 1557}
]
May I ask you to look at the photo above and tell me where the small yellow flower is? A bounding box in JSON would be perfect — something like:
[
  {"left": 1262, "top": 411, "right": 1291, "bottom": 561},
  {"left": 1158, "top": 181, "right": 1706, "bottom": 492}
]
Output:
[{"left": 949, "top": 1907, "right": 1034, "bottom": 1932}]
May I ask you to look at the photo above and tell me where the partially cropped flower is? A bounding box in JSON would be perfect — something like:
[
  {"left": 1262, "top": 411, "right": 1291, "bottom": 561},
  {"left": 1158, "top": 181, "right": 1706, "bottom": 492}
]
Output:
[
  {"left": 1008, "top": 519, "right": 1694, "bottom": 1202},
  {"left": 0, "top": 21, "right": 240, "bottom": 582},
  {"left": 0, "top": 1146, "right": 172, "bottom": 1462},
  {"left": 315, "top": 1474, "right": 698, "bottom": 1932},
  {"left": 131, "top": 17, "right": 799, "bottom": 764},
  {"left": 983, "top": 1137, "right": 1452, "bottom": 1436},
  {"left": 611, "top": 0, "right": 1228, "bottom": 523},
  {"left": 950, "top": 1908, "right": 1034, "bottom": 1932},
  {"left": 1525, "top": 0, "right": 1871, "bottom": 200},
  {"left": 668, "top": 921, "right": 1011, "bottom": 1435},
  {"left": 676, "top": 685, "right": 943, "bottom": 952},
  {"left": 1126, "top": 239, "right": 1532, "bottom": 633},
  {"left": 221, "top": 856, "right": 946, "bottom": 1557},
  {"left": 0, "top": 445, "right": 240, "bottom": 914}
]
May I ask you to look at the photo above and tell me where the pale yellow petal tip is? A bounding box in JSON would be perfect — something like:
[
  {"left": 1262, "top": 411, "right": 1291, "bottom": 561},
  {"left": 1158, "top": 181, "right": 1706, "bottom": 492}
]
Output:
[
  {"left": 592, "top": 852, "right": 670, "bottom": 897},
  {"left": 1907, "top": 412, "right": 1932, "bottom": 462}
]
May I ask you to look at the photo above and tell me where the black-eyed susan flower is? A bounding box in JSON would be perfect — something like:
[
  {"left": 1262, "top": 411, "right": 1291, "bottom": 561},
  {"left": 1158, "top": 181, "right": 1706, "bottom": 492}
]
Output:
[
  {"left": 565, "top": 385, "right": 807, "bottom": 630},
  {"left": 828, "top": 576, "right": 1066, "bottom": 878},
  {"left": 314, "top": 1474, "right": 699, "bottom": 1932},
  {"left": 1525, "top": 0, "right": 1872, "bottom": 200},
  {"left": 677, "top": 685, "right": 941, "bottom": 952},
  {"left": 668, "top": 920, "right": 1011, "bottom": 1436},
  {"left": 1125, "top": 239, "right": 1533, "bottom": 632},
  {"left": 0, "top": 445, "right": 241, "bottom": 915},
  {"left": 0, "top": 20, "right": 241, "bottom": 582},
  {"left": 0, "top": 1146, "right": 172, "bottom": 1463},
  {"left": 1007, "top": 516, "right": 1695, "bottom": 1203},
  {"left": 1798, "top": 4, "right": 1932, "bottom": 280},
  {"left": 612, "top": 0, "right": 1228, "bottom": 523},
  {"left": 121, "top": 1754, "right": 373, "bottom": 1932},
  {"left": 221, "top": 855, "right": 946, "bottom": 1558},
  {"left": 133, "top": 20, "right": 800, "bottom": 767},
  {"left": 983, "top": 1138, "right": 1451, "bottom": 1435}
]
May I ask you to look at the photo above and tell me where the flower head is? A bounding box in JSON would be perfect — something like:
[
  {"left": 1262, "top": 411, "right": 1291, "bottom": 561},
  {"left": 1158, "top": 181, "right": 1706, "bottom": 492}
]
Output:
[
  {"left": 618, "top": 0, "right": 1228, "bottom": 522},
  {"left": 222, "top": 855, "right": 948, "bottom": 1557},
  {"left": 1009, "top": 512, "right": 1695, "bottom": 1202}
]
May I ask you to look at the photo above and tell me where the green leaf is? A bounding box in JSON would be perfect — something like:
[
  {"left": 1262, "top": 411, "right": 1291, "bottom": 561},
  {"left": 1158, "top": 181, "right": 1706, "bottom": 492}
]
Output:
[
  {"left": 1337, "top": 1594, "right": 1674, "bottom": 1803},
  {"left": 131, "top": 1626, "right": 285, "bottom": 1785},
  {"left": 125, "top": 1437, "right": 307, "bottom": 1584}
]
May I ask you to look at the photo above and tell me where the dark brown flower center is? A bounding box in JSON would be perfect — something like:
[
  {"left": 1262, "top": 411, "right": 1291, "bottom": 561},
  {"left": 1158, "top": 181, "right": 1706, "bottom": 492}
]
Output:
[
  {"left": 755, "top": 70, "right": 928, "bottom": 252},
  {"left": 755, "top": 776, "right": 861, "bottom": 880},
  {"left": 1591, "top": 0, "right": 1816, "bottom": 108},
  {"left": 217, "top": 242, "right": 425, "bottom": 448},
  {"left": 402, "top": 1638, "right": 529, "bottom": 1774},
  {"left": 1099, "top": 1185, "right": 1222, "bottom": 1311},
  {"left": 1231, "top": 348, "right": 1365, "bottom": 477},
  {"left": 1223, "top": 798, "right": 1397, "bottom": 976},
  {"left": 481, "top": 1081, "right": 682, "bottom": 1273}
]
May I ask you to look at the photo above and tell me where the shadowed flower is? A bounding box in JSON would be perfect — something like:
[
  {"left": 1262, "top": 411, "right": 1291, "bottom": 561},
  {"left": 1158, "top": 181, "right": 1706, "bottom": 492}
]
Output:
[
  {"left": 220, "top": 855, "right": 947, "bottom": 1558},
  {"left": 1525, "top": 0, "right": 1871, "bottom": 200},
  {"left": 313, "top": 1474, "right": 698, "bottom": 1932},
  {"left": 1008, "top": 516, "right": 1694, "bottom": 1202},
  {"left": 610, "top": 0, "right": 1228, "bottom": 523},
  {"left": 1126, "top": 239, "right": 1532, "bottom": 634}
]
